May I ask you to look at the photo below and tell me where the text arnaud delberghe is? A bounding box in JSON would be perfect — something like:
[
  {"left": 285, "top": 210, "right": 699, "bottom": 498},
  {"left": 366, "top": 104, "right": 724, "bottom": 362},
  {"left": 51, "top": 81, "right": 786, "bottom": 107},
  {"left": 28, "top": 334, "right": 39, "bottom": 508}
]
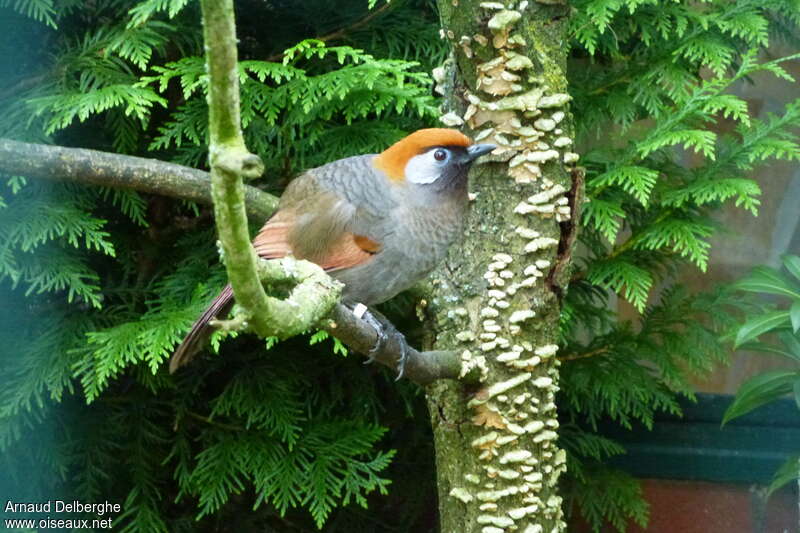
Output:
[{"left": 5, "top": 500, "right": 120, "bottom": 515}]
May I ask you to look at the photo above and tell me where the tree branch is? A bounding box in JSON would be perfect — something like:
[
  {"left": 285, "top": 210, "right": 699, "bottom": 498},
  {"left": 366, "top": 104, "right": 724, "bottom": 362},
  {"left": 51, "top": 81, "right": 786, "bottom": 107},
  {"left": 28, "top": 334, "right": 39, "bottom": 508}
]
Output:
[
  {"left": 0, "top": 138, "right": 278, "bottom": 221},
  {"left": 323, "top": 304, "right": 462, "bottom": 385},
  {"left": 252, "top": 256, "right": 343, "bottom": 338}
]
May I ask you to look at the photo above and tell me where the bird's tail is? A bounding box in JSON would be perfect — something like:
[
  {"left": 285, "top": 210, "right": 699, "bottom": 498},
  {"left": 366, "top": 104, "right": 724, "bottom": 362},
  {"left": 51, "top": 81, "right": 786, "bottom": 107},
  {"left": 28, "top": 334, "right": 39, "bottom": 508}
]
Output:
[{"left": 169, "top": 284, "right": 235, "bottom": 373}]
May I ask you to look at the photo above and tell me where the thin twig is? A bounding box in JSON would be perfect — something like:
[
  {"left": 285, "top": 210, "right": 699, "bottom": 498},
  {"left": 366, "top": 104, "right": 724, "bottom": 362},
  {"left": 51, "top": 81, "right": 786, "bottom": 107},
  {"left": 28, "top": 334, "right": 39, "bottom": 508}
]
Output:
[
  {"left": 185, "top": 410, "right": 245, "bottom": 431},
  {"left": 558, "top": 347, "right": 609, "bottom": 362}
]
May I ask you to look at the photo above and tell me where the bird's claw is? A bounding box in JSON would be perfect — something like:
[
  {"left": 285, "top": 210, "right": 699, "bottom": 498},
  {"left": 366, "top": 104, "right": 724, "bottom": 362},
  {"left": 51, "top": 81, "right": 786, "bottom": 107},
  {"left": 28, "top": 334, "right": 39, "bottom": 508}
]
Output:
[
  {"left": 350, "top": 304, "right": 409, "bottom": 380},
  {"left": 370, "top": 326, "right": 407, "bottom": 381},
  {"left": 393, "top": 335, "right": 408, "bottom": 381},
  {"left": 358, "top": 308, "right": 385, "bottom": 366}
]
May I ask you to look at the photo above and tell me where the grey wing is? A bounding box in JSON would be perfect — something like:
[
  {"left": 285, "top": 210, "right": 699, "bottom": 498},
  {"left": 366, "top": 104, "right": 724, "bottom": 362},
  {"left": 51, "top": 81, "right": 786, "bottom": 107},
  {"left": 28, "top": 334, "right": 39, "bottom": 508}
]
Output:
[
  {"left": 253, "top": 156, "right": 393, "bottom": 270},
  {"left": 301, "top": 154, "right": 398, "bottom": 242}
]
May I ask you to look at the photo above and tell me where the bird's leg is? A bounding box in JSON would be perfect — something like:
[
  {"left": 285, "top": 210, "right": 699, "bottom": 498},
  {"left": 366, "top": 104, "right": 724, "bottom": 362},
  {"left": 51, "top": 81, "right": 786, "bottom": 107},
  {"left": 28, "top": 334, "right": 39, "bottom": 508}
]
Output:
[
  {"left": 366, "top": 313, "right": 409, "bottom": 381},
  {"left": 347, "top": 303, "right": 409, "bottom": 380}
]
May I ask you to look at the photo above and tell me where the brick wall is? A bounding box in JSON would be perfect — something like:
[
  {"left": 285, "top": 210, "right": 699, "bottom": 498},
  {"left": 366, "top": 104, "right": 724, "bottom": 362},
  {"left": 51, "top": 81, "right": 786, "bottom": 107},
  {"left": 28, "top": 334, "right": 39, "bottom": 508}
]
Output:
[{"left": 571, "top": 479, "right": 797, "bottom": 532}]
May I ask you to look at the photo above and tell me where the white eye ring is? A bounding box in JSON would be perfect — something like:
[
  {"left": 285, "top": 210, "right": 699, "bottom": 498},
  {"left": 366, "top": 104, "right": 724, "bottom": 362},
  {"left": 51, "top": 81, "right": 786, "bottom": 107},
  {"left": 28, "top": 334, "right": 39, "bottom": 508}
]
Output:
[{"left": 404, "top": 148, "right": 452, "bottom": 184}]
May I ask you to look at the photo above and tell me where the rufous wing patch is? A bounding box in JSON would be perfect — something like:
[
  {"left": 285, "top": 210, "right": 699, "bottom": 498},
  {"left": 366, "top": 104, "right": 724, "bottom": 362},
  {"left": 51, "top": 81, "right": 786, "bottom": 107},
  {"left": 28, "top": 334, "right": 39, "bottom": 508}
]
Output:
[
  {"left": 253, "top": 211, "right": 378, "bottom": 271},
  {"left": 353, "top": 234, "right": 381, "bottom": 254},
  {"left": 316, "top": 233, "right": 380, "bottom": 271},
  {"left": 253, "top": 211, "right": 293, "bottom": 259},
  {"left": 373, "top": 128, "right": 473, "bottom": 182}
]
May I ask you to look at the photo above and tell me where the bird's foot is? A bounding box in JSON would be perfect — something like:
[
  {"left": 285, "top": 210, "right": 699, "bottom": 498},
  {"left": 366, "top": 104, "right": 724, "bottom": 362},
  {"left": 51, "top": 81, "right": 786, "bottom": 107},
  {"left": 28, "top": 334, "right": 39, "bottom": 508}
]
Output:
[
  {"left": 368, "top": 321, "right": 408, "bottom": 381},
  {"left": 348, "top": 303, "right": 409, "bottom": 380}
]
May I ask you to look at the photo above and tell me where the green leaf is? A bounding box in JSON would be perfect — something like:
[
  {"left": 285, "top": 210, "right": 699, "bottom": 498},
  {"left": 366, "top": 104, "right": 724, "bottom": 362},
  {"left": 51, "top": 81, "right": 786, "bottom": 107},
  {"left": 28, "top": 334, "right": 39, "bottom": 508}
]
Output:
[
  {"left": 780, "top": 332, "right": 800, "bottom": 360},
  {"left": 8, "top": 176, "right": 27, "bottom": 193},
  {"left": 127, "top": 0, "right": 192, "bottom": 27},
  {"left": 792, "top": 301, "right": 800, "bottom": 334},
  {"left": 734, "top": 311, "right": 791, "bottom": 348},
  {"left": 702, "top": 94, "right": 750, "bottom": 126},
  {"left": 586, "top": 259, "right": 653, "bottom": 312},
  {"left": 784, "top": 255, "right": 800, "bottom": 283},
  {"left": 722, "top": 370, "right": 799, "bottom": 425},
  {"left": 768, "top": 455, "right": 800, "bottom": 496},
  {"left": 632, "top": 218, "right": 712, "bottom": 271},
  {"left": 637, "top": 128, "right": 717, "bottom": 159},
  {"left": 733, "top": 341, "right": 800, "bottom": 364},
  {"left": 733, "top": 266, "right": 800, "bottom": 299},
  {"left": 2, "top": 0, "right": 57, "bottom": 28},
  {"left": 582, "top": 198, "right": 625, "bottom": 243},
  {"left": 590, "top": 165, "right": 659, "bottom": 205},
  {"left": 661, "top": 176, "right": 761, "bottom": 214},
  {"left": 265, "top": 336, "right": 279, "bottom": 350}
]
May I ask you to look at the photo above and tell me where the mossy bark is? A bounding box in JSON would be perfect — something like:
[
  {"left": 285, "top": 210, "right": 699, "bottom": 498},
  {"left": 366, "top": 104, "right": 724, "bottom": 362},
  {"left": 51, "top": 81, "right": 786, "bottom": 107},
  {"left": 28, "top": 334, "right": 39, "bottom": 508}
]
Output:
[{"left": 425, "top": 2, "right": 577, "bottom": 532}]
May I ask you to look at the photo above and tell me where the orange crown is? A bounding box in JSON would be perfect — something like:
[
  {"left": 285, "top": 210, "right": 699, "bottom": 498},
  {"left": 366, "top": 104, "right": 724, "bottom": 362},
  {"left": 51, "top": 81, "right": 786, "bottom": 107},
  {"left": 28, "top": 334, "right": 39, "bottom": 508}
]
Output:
[{"left": 373, "top": 128, "right": 473, "bottom": 182}]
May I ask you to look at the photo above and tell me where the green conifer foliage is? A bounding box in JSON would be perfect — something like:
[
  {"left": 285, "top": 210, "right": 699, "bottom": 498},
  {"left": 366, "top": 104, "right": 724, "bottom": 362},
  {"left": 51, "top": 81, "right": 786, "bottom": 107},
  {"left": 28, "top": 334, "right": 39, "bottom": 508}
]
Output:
[
  {"left": 562, "top": 1, "right": 800, "bottom": 528},
  {"left": 1, "top": 0, "right": 799, "bottom": 531},
  {"left": 1, "top": 1, "right": 442, "bottom": 530}
]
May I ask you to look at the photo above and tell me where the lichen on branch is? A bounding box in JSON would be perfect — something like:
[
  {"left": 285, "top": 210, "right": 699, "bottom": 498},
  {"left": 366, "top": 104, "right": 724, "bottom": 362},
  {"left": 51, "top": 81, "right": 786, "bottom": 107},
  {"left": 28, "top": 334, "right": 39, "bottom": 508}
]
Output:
[{"left": 252, "top": 257, "right": 343, "bottom": 339}]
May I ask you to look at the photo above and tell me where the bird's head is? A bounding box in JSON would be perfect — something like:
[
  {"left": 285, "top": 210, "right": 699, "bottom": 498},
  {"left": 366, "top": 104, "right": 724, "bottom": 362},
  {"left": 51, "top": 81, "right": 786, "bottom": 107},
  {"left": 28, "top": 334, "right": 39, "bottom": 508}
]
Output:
[{"left": 373, "top": 128, "right": 495, "bottom": 189}]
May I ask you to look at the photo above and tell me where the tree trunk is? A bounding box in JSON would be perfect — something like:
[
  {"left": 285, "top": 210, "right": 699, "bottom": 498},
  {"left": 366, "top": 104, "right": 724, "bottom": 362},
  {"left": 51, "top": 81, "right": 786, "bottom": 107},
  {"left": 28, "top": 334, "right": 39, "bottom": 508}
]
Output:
[{"left": 425, "top": 2, "right": 578, "bottom": 531}]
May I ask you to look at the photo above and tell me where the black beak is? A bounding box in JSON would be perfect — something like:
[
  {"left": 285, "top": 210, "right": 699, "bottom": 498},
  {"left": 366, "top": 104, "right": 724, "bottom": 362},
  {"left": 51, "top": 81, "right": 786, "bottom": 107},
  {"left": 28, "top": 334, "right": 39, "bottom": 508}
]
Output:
[{"left": 465, "top": 143, "right": 496, "bottom": 162}]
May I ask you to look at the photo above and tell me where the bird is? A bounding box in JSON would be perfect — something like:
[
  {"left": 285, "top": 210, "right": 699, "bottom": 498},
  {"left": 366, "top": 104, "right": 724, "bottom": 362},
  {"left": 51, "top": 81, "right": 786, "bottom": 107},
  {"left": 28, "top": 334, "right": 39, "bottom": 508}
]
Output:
[{"left": 169, "top": 128, "right": 495, "bottom": 375}]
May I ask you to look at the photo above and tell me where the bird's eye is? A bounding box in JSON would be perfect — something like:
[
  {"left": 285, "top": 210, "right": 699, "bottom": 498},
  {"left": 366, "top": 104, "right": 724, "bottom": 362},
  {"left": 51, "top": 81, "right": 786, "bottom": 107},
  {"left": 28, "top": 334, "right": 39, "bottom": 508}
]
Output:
[{"left": 433, "top": 149, "right": 448, "bottom": 162}]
